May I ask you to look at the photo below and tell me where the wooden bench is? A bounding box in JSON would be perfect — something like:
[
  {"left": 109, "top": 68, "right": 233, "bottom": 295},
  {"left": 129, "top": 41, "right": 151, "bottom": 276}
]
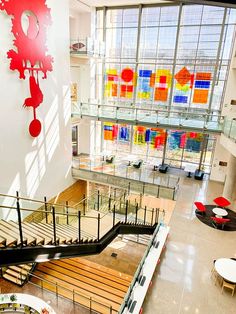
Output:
[
  {"left": 32, "top": 269, "right": 121, "bottom": 312},
  {"left": 50, "top": 260, "right": 128, "bottom": 293},
  {"left": 63, "top": 258, "right": 131, "bottom": 287}
]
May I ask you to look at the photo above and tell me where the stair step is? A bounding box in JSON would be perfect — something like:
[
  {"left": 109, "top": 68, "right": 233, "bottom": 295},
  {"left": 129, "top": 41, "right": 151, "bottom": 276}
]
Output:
[
  {"left": 5, "top": 220, "right": 37, "bottom": 246},
  {"left": 5, "top": 268, "right": 26, "bottom": 280},
  {"left": 0, "top": 221, "right": 26, "bottom": 245},
  {"left": 19, "top": 264, "right": 33, "bottom": 271},
  {"left": 3, "top": 273, "right": 23, "bottom": 285},
  {"left": 23, "top": 222, "right": 52, "bottom": 245},
  {"left": 9, "top": 265, "right": 29, "bottom": 276}
]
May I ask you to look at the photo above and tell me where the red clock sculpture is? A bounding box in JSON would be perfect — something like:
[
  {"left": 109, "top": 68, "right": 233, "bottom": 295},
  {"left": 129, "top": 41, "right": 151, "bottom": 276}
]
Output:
[{"left": 0, "top": 0, "right": 53, "bottom": 137}]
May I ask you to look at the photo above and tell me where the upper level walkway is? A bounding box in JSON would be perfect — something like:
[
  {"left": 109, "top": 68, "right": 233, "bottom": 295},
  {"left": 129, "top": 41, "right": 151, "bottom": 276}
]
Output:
[{"left": 72, "top": 102, "right": 223, "bottom": 134}]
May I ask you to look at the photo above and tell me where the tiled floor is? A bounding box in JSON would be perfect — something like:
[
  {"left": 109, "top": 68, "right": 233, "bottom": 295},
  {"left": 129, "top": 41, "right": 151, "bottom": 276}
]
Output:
[{"left": 143, "top": 177, "right": 236, "bottom": 314}]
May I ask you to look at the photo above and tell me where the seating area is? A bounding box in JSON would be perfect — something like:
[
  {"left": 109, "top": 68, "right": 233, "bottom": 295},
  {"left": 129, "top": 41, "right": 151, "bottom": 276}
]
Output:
[
  {"left": 194, "top": 197, "right": 235, "bottom": 231},
  {"left": 212, "top": 258, "right": 236, "bottom": 296}
]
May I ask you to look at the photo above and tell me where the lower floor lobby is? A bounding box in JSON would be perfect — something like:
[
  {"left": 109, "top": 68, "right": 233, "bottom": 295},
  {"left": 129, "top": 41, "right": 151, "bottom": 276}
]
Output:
[{"left": 1, "top": 176, "right": 236, "bottom": 313}]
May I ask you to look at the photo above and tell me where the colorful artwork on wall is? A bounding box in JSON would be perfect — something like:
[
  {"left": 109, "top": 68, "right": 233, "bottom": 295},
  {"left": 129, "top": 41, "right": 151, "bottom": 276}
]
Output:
[
  {"left": 0, "top": 0, "right": 53, "bottom": 137},
  {"left": 104, "top": 66, "right": 211, "bottom": 105},
  {"left": 168, "top": 130, "right": 203, "bottom": 152}
]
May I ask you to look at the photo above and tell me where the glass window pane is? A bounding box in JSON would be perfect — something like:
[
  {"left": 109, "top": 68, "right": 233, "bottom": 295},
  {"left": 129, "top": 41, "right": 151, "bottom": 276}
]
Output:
[
  {"left": 141, "top": 7, "right": 160, "bottom": 27},
  {"left": 181, "top": 5, "right": 203, "bottom": 25},
  {"left": 202, "top": 6, "right": 224, "bottom": 24},
  {"left": 106, "top": 9, "right": 123, "bottom": 28},
  {"left": 123, "top": 8, "right": 139, "bottom": 27},
  {"left": 122, "top": 28, "right": 137, "bottom": 58},
  {"left": 160, "top": 6, "right": 179, "bottom": 26}
]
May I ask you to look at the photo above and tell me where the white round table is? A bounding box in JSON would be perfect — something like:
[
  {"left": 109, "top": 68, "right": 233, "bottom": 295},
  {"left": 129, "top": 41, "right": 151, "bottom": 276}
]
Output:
[
  {"left": 212, "top": 207, "right": 228, "bottom": 217},
  {"left": 215, "top": 258, "right": 236, "bottom": 283}
]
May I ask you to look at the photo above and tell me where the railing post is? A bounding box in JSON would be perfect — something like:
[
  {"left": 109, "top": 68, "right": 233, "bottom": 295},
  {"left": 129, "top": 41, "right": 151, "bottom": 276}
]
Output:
[
  {"left": 135, "top": 203, "right": 138, "bottom": 224},
  {"left": 83, "top": 194, "right": 86, "bottom": 215},
  {"left": 97, "top": 214, "right": 100, "bottom": 241},
  {"left": 90, "top": 297, "right": 92, "bottom": 313},
  {"left": 144, "top": 206, "right": 147, "bottom": 225},
  {"left": 113, "top": 205, "right": 116, "bottom": 228},
  {"left": 108, "top": 195, "right": 111, "bottom": 212},
  {"left": 155, "top": 208, "right": 160, "bottom": 224},
  {"left": 125, "top": 200, "right": 128, "bottom": 223},
  {"left": 44, "top": 196, "right": 48, "bottom": 224},
  {"left": 151, "top": 208, "right": 154, "bottom": 226},
  {"left": 55, "top": 282, "right": 58, "bottom": 297},
  {"left": 128, "top": 182, "right": 130, "bottom": 195},
  {"left": 78, "top": 211, "right": 81, "bottom": 242},
  {"left": 97, "top": 190, "right": 100, "bottom": 211},
  {"left": 16, "top": 191, "right": 24, "bottom": 247},
  {"left": 52, "top": 206, "right": 57, "bottom": 245},
  {"left": 66, "top": 201, "right": 69, "bottom": 225},
  {"left": 72, "top": 289, "right": 75, "bottom": 303},
  {"left": 110, "top": 306, "right": 113, "bottom": 314}
]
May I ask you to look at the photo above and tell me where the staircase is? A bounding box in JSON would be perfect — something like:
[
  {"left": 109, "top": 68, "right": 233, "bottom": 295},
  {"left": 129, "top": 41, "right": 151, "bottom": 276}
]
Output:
[
  {"left": 0, "top": 191, "right": 161, "bottom": 267},
  {"left": 2, "top": 263, "right": 34, "bottom": 286}
]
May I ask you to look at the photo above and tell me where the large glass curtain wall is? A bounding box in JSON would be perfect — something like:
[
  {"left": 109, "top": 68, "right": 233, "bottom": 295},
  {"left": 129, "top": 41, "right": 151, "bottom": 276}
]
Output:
[
  {"left": 102, "top": 121, "right": 216, "bottom": 173},
  {"left": 96, "top": 4, "right": 236, "bottom": 113}
]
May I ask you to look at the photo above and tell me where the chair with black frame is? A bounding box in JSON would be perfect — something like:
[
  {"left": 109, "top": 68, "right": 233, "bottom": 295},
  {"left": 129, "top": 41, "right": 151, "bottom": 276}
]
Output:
[
  {"left": 105, "top": 155, "right": 115, "bottom": 163},
  {"left": 159, "top": 163, "right": 169, "bottom": 173},
  {"left": 211, "top": 217, "right": 230, "bottom": 230},
  {"left": 194, "top": 201, "right": 206, "bottom": 216},
  {"left": 133, "top": 159, "right": 143, "bottom": 169}
]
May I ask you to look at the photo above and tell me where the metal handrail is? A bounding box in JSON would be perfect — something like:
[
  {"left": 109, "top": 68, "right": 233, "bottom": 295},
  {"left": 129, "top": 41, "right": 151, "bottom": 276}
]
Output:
[
  {"left": 79, "top": 102, "right": 222, "bottom": 117},
  {"left": 28, "top": 272, "right": 116, "bottom": 313},
  {"left": 118, "top": 223, "right": 161, "bottom": 313},
  {"left": 78, "top": 102, "right": 224, "bottom": 121},
  {"left": 0, "top": 193, "right": 79, "bottom": 210}
]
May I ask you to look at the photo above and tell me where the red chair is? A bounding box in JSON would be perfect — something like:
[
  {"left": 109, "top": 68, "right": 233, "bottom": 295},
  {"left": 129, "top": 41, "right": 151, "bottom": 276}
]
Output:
[
  {"left": 211, "top": 217, "right": 230, "bottom": 229},
  {"left": 194, "top": 202, "right": 206, "bottom": 215},
  {"left": 213, "top": 197, "right": 231, "bottom": 208}
]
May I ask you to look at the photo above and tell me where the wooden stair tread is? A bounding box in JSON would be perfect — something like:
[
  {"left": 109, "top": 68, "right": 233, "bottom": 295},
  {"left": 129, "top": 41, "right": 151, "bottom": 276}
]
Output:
[
  {"left": 23, "top": 222, "right": 52, "bottom": 244},
  {"left": 9, "top": 265, "right": 29, "bottom": 276},
  {"left": 20, "top": 222, "right": 45, "bottom": 245},
  {"left": 30, "top": 223, "right": 62, "bottom": 243},
  {"left": 72, "top": 257, "right": 132, "bottom": 283},
  {"left": 53, "top": 260, "right": 128, "bottom": 292},
  {"left": 37, "top": 223, "right": 72, "bottom": 243},
  {"left": 41, "top": 261, "right": 126, "bottom": 298},
  {"left": 64, "top": 258, "right": 131, "bottom": 287},
  {"left": 0, "top": 221, "right": 26, "bottom": 245},
  {"left": 50, "top": 224, "right": 78, "bottom": 242},
  {"left": 31, "top": 277, "right": 117, "bottom": 313},
  {"left": 5, "top": 221, "right": 37, "bottom": 246},
  {"left": 5, "top": 268, "right": 26, "bottom": 280},
  {"left": 3, "top": 273, "right": 23, "bottom": 285},
  {"left": 34, "top": 266, "right": 123, "bottom": 308},
  {"left": 32, "top": 270, "right": 121, "bottom": 311}
]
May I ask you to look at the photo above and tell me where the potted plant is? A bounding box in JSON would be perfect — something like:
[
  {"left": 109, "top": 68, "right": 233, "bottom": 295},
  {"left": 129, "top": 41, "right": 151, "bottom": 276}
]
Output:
[{"left": 10, "top": 294, "right": 17, "bottom": 302}]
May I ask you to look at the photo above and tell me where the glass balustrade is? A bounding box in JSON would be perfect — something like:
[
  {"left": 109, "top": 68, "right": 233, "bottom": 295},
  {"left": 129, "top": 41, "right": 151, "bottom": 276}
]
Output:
[
  {"left": 223, "top": 118, "right": 236, "bottom": 140},
  {"left": 72, "top": 102, "right": 223, "bottom": 133}
]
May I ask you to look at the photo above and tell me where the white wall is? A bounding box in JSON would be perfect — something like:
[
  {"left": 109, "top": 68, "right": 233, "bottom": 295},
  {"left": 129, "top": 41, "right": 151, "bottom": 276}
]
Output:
[
  {"left": 222, "top": 38, "right": 236, "bottom": 117},
  {"left": 0, "top": 0, "right": 74, "bottom": 203},
  {"left": 210, "top": 136, "right": 230, "bottom": 183}
]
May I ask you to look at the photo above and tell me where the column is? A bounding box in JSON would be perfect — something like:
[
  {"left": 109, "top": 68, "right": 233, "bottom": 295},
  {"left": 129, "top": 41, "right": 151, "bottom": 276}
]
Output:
[{"left": 223, "top": 153, "right": 236, "bottom": 206}]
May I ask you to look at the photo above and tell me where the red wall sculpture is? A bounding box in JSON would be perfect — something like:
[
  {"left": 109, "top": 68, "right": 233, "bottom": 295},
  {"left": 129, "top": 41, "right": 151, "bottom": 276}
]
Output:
[{"left": 0, "top": 0, "right": 53, "bottom": 137}]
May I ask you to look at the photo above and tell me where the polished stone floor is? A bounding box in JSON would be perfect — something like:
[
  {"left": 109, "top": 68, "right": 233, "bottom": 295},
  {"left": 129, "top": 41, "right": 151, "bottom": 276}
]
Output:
[{"left": 143, "top": 177, "right": 236, "bottom": 314}]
